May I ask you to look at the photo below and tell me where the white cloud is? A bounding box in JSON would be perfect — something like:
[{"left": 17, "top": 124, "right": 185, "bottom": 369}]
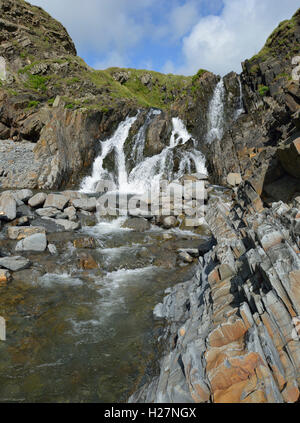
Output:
[
  {"left": 29, "top": 0, "right": 299, "bottom": 76},
  {"left": 93, "top": 51, "right": 129, "bottom": 70},
  {"left": 180, "top": 0, "right": 300, "bottom": 75},
  {"left": 29, "top": 0, "right": 155, "bottom": 56}
]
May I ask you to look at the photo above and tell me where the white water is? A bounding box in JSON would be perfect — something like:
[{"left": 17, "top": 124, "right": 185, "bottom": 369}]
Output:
[
  {"left": 80, "top": 116, "right": 138, "bottom": 193},
  {"left": 81, "top": 111, "right": 207, "bottom": 195},
  {"left": 206, "top": 78, "right": 225, "bottom": 144}
]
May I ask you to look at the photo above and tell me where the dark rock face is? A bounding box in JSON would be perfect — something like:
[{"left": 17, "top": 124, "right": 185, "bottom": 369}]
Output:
[
  {"left": 204, "top": 9, "right": 300, "bottom": 201},
  {"left": 0, "top": 0, "right": 76, "bottom": 62}
]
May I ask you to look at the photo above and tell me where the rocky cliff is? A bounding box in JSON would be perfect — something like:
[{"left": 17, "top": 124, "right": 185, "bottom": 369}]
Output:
[
  {"left": 206, "top": 9, "right": 300, "bottom": 205},
  {"left": 0, "top": 0, "right": 220, "bottom": 189},
  {"left": 130, "top": 183, "right": 300, "bottom": 403}
]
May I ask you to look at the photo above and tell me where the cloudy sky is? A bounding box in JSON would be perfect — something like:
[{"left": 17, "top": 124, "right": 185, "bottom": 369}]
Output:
[{"left": 29, "top": 0, "right": 299, "bottom": 76}]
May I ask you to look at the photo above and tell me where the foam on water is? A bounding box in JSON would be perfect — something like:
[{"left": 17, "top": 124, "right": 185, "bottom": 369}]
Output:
[
  {"left": 207, "top": 78, "right": 225, "bottom": 144},
  {"left": 38, "top": 273, "right": 83, "bottom": 287}
]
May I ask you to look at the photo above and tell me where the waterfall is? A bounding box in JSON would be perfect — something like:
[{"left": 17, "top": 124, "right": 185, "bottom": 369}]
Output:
[
  {"left": 80, "top": 113, "right": 207, "bottom": 195},
  {"left": 235, "top": 76, "right": 245, "bottom": 119},
  {"left": 80, "top": 115, "right": 138, "bottom": 193},
  {"left": 206, "top": 78, "right": 225, "bottom": 144}
]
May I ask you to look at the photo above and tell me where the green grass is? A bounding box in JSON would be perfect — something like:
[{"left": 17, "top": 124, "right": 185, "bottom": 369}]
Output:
[
  {"left": 66, "top": 77, "right": 81, "bottom": 85},
  {"left": 24, "top": 74, "right": 49, "bottom": 92},
  {"left": 192, "top": 69, "right": 208, "bottom": 84},
  {"left": 248, "top": 11, "right": 299, "bottom": 65},
  {"left": 65, "top": 103, "right": 75, "bottom": 109},
  {"left": 258, "top": 85, "right": 270, "bottom": 96},
  {"left": 26, "top": 100, "right": 40, "bottom": 110}
]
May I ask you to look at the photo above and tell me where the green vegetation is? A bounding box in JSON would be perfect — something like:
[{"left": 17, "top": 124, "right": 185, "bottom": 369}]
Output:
[
  {"left": 24, "top": 74, "right": 49, "bottom": 92},
  {"left": 248, "top": 11, "right": 299, "bottom": 65},
  {"left": 66, "top": 77, "right": 80, "bottom": 85},
  {"left": 192, "top": 69, "right": 208, "bottom": 84},
  {"left": 65, "top": 103, "right": 75, "bottom": 109},
  {"left": 258, "top": 85, "right": 270, "bottom": 96},
  {"left": 275, "top": 72, "right": 292, "bottom": 81},
  {"left": 250, "top": 64, "right": 260, "bottom": 75},
  {"left": 26, "top": 100, "right": 40, "bottom": 110}
]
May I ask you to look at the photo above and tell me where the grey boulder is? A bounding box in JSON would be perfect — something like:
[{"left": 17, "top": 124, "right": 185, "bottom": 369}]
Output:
[
  {"left": 0, "top": 256, "right": 31, "bottom": 271},
  {"left": 15, "top": 233, "right": 47, "bottom": 252}
]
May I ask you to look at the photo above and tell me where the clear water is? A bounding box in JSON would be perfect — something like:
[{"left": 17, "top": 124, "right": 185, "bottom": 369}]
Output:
[{"left": 0, "top": 114, "right": 209, "bottom": 403}]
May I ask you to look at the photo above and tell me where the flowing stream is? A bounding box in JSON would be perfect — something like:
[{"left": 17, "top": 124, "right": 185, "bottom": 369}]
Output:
[{"left": 0, "top": 112, "right": 210, "bottom": 403}]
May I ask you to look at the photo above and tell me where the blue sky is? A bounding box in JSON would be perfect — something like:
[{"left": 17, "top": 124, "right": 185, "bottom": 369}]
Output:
[{"left": 30, "top": 0, "right": 299, "bottom": 76}]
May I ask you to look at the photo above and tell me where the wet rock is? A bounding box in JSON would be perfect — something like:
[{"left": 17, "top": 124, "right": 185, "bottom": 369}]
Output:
[
  {"left": 78, "top": 254, "right": 98, "bottom": 270},
  {"left": 15, "top": 233, "right": 47, "bottom": 252},
  {"left": 178, "top": 251, "right": 194, "bottom": 263},
  {"left": 78, "top": 212, "right": 97, "bottom": 227},
  {"left": 8, "top": 216, "right": 30, "bottom": 227},
  {"left": 73, "top": 237, "right": 97, "bottom": 249},
  {"left": 198, "top": 237, "right": 217, "bottom": 256},
  {"left": 28, "top": 193, "right": 47, "bottom": 208},
  {"left": 0, "top": 269, "right": 11, "bottom": 286},
  {"left": 71, "top": 198, "right": 97, "bottom": 212},
  {"left": 162, "top": 216, "right": 178, "bottom": 229},
  {"left": 30, "top": 218, "right": 65, "bottom": 233},
  {"left": 54, "top": 219, "right": 80, "bottom": 231},
  {"left": 0, "top": 193, "right": 16, "bottom": 221},
  {"left": 7, "top": 226, "right": 46, "bottom": 240},
  {"left": 177, "top": 248, "right": 199, "bottom": 258},
  {"left": 44, "top": 194, "right": 69, "bottom": 211},
  {"left": 0, "top": 256, "right": 31, "bottom": 271},
  {"left": 122, "top": 217, "right": 151, "bottom": 232}
]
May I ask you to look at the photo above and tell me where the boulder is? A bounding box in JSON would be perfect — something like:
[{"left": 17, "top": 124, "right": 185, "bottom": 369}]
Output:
[
  {"left": 30, "top": 218, "right": 65, "bottom": 233},
  {"left": 36, "top": 207, "right": 60, "bottom": 218},
  {"left": 0, "top": 269, "right": 11, "bottom": 286},
  {"left": 28, "top": 193, "right": 47, "bottom": 208},
  {"left": 14, "top": 189, "right": 33, "bottom": 203},
  {"left": 0, "top": 256, "right": 31, "bottom": 271},
  {"left": 0, "top": 193, "right": 16, "bottom": 221},
  {"left": 64, "top": 206, "right": 77, "bottom": 221},
  {"left": 7, "top": 226, "right": 46, "bottom": 240},
  {"left": 73, "top": 237, "right": 97, "bottom": 249},
  {"left": 54, "top": 219, "right": 80, "bottom": 231},
  {"left": 227, "top": 173, "right": 243, "bottom": 187},
  {"left": 122, "top": 217, "right": 151, "bottom": 232},
  {"left": 178, "top": 251, "right": 194, "bottom": 263},
  {"left": 44, "top": 194, "right": 69, "bottom": 210},
  {"left": 162, "top": 216, "right": 178, "bottom": 229},
  {"left": 71, "top": 198, "right": 97, "bottom": 212},
  {"left": 15, "top": 233, "right": 47, "bottom": 252}
]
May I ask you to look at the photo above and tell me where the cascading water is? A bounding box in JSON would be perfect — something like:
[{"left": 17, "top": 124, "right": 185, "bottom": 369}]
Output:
[
  {"left": 80, "top": 115, "right": 138, "bottom": 193},
  {"left": 206, "top": 78, "right": 225, "bottom": 144},
  {"left": 81, "top": 112, "right": 207, "bottom": 195}
]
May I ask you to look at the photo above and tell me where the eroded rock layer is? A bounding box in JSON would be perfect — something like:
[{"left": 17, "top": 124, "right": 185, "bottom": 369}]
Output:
[{"left": 130, "top": 184, "right": 300, "bottom": 403}]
